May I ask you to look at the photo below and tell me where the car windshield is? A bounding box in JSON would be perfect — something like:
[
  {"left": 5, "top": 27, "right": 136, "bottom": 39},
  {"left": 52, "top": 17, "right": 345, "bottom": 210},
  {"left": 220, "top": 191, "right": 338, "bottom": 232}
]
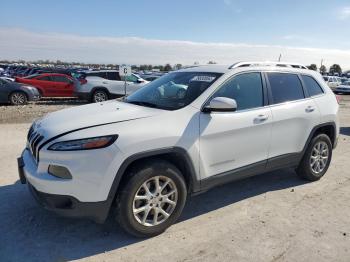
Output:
[
  {"left": 344, "top": 81, "right": 350, "bottom": 86},
  {"left": 125, "top": 71, "right": 222, "bottom": 110},
  {"left": 323, "top": 76, "right": 329, "bottom": 81}
]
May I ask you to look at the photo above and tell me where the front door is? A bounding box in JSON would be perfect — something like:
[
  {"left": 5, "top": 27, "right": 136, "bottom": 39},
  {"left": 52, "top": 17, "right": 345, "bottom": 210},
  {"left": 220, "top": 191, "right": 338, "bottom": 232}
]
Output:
[{"left": 199, "top": 72, "right": 272, "bottom": 179}]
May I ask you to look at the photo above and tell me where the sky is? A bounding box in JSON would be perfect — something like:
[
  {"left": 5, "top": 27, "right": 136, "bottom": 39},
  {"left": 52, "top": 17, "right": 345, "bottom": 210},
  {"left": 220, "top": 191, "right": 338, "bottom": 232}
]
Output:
[{"left": 0, "top": 0, "right": 350, "bottom": 69}]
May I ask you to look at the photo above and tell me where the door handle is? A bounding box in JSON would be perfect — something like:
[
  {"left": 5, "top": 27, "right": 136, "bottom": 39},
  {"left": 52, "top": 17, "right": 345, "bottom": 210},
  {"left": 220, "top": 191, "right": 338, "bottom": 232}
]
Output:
[
  {"left": 305, "top": 106, "right": 315, "bottom": 113},
  {"left": 254, "top": 114, "right": 269, "bottom": 123},
  {"left": 102, "top": 81, "right": 108, "bottom": 84}
]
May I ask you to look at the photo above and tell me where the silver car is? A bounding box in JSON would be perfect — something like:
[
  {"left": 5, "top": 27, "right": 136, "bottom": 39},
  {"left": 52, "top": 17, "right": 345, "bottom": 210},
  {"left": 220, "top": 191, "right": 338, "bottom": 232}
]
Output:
[
  {"left": 75, "top": 70, "right": 149, "bottom": 102},
  {"left": 334, "top": 80, "right": 350, "bottom": 94}
]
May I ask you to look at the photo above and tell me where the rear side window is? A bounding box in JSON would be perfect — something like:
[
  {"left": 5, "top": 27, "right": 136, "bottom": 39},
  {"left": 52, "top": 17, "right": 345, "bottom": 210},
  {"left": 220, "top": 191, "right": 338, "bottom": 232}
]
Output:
[
  {"left": 51, "top": 75, "right": 71, "bottom": 83},
  {"left": 212, "top": 72, "right": 264, "bottom": 111},
  {"left": 267, "top": 73, "right": 304, "bottom": 104},
  {"left": 106, "top": 72, "right": 121, "bottom": 81},
  {"left": 301, "top": 75, "right": 324, "bottom": 97},
  {"left": 87, "top": 72, "right": 107, "bottom": 79},
  {"left": 37, "top": 76, "right": 51, "bottom": 81}
]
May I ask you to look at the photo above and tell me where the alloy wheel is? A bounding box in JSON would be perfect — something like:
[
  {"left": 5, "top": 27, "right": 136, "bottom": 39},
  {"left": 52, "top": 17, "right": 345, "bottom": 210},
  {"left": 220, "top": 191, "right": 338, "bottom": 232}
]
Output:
[
  {"left": 132, "top": 176, "right": 178, "bottom": 227},
  {"left": 11, "top": 92, "right": 26, "bottom": 105},
  {"left": 310, "top": 141, "right": 329, "bottom": 174},
  {"left": 94, "top": 91, "right": 107, "bottom": 102}
]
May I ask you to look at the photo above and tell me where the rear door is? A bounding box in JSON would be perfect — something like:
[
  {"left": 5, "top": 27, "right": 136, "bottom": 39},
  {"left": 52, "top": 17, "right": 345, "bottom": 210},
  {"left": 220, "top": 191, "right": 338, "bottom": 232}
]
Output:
[
  {"left": 106, "top": 71, "right": 125, "bottom": 95},
  {"left": 35, "top": 75, "right": 53, "bottom": 96},
  {"left": 50, "top": 75, "right": 74, "bottom": 97},
  {"left": 266, "top": 72, "right": 321, "bottom": 161}
]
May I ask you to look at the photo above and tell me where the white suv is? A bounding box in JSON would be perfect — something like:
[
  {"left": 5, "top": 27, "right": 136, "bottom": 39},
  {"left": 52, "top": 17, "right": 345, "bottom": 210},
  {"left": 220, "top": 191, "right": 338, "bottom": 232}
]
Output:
[
  {"left": 75, "top": 70, "right": 149, "bottom": 103},
  {"left": 18, "top": 63, "right": 339, "bottom": 237}
]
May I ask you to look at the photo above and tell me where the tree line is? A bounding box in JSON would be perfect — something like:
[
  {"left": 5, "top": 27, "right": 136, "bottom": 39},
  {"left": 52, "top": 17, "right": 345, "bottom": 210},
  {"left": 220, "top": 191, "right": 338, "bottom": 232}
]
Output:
[
  {"left": 0, "top": 59, "right": 346, "bottom": 74},
  {"left": 307, "top": 64, "right": 343, "bottom": 75}
]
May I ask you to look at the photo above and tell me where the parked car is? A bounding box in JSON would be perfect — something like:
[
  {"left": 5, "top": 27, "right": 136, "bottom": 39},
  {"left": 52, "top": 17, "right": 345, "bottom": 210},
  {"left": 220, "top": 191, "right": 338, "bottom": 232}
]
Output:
[
  {"left": 0, "top": 76, "right": 15, "bottom": 82},
  {"left": 323, "top": 76, "right": 341, "bottom": 90},
  {"left": 334, "top": 80, "right": 350, "bottom": 94},
  {"left": 15, "top": 73, "right": 78, "bottom": 97},
  {"left": 340, "top": 77, "right": 348, "bottom": 84},
  {"left": 18, "top": 62, "right": 339, "bottom": 237},
  {"left": 0, "top": 78, "right": 40, "bottom": 105},
  {"left": 74, "top": 70, "right": 149, "bottom": 102}
]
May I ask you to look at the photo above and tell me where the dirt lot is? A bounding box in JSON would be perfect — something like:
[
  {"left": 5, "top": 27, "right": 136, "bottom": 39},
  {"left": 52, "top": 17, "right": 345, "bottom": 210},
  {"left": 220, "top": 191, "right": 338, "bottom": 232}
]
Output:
[
  {"left": 1, "top": 97, "right": 350, "bottom": 262},
  {"left": 0, "top": 99, "right": 85, "bottom": 124}
]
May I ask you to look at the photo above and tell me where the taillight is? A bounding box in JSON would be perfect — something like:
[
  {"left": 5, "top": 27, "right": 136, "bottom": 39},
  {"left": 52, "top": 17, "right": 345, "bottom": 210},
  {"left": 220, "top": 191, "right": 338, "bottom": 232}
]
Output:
[
  {"left": 80, "top": 79, "right": 87, "bottom": 85},
  {"left": 336, "top": 95, "right": 341, "bottom": 104}
]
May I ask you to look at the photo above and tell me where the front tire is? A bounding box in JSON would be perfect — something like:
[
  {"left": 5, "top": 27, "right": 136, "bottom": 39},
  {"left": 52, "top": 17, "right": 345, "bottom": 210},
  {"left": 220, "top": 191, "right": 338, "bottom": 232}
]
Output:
[
  {"left": 116, "top": 160, "right": 187, "bottom": 237},
  {"left": 296, "top": 134, "right": 332, "bottom": 181},
  {"left": 9, "top": 92, "right": 27, "bottom": 105}
]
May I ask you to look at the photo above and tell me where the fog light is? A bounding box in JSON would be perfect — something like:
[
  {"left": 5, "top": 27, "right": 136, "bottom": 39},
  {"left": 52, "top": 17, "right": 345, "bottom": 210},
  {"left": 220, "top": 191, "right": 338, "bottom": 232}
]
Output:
[{"left": 48, "top": 165, "right": 72, "bottom": 179}]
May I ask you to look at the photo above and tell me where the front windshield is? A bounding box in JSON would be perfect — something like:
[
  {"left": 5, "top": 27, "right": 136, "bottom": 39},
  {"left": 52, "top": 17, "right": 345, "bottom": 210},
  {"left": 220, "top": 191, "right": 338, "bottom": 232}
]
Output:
[{"left": 125, "top": 71, "right": 222, "bottom": 110}]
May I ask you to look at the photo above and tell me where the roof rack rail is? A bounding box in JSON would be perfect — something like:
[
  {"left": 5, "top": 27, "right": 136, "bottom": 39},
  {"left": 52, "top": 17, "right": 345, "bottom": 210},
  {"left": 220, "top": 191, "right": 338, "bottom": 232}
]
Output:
[{"left": 228, "top": 61, "right": 308, "bottom": 70}]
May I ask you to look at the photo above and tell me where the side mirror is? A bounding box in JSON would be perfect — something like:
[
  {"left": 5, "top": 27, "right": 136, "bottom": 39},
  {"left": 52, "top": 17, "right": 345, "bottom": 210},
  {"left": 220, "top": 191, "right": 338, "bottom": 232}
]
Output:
[
  {"left": 203, "top": 97, "right": 237, "bottom": 113},
  {"left": 137, "top": 79, "right": 144, "bottom": 83}
]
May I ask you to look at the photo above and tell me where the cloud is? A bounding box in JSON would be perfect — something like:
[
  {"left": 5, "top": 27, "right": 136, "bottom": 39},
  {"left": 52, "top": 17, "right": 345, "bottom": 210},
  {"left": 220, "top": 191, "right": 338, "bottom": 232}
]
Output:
[
  {"left": 1, "top": 27, "right": 350, "bottom": 69},
  {"left": 282, "top": 35, "right": 300, "bottom": 40},
  {"left": 339, "top": 7, "right": 350, "bottom": 20},
  {"left": 223, "top": 0, "right": 242, "bottom": 13}
]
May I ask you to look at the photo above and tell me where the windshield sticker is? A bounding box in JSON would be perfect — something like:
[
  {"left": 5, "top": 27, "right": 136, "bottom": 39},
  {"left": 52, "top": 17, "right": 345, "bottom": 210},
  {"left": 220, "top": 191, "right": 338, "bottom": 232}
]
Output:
[{"left": 190, "top": 76, "right": 216, "bottom": 82}]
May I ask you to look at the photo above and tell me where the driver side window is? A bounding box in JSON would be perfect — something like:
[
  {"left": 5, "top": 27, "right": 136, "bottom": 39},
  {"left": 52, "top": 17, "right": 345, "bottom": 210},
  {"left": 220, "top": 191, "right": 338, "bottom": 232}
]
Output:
[
  {"left": 122, "top": 74, "right": 138, "bottom": 83},
  {"left": 211, "top": 72, "right": 264, "bottom": 111}
]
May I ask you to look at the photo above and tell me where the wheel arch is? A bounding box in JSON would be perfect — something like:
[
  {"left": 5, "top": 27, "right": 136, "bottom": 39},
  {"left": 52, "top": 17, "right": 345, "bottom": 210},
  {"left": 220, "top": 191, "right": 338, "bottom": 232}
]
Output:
[
  {"left": 91, "top": 86, "right": 111, "bottom": 95},
  {"left": 303, "top": 122, "right": 337, "bottom": 153},
  {"left": 8, "top": 90, "right": 28, "bottom": 102},
  {"left": 106, "top": 147, "right": 200, "bottom": 207},
  {"left": 89, "top": 87, "right": 111, "bottom": 102}
]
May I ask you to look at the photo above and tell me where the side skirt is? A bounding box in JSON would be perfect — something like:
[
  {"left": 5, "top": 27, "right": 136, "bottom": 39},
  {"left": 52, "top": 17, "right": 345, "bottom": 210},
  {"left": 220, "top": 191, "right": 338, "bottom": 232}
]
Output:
[{"left": 199, "top": 153, "right": 301, "bottom": 193}]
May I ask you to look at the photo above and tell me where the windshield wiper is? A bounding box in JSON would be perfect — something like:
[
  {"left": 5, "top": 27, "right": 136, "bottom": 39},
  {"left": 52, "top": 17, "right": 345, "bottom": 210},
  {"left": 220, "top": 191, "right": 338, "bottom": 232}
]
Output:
[{"left": 126, "top": 100, "right": 159, "bottom": 108}]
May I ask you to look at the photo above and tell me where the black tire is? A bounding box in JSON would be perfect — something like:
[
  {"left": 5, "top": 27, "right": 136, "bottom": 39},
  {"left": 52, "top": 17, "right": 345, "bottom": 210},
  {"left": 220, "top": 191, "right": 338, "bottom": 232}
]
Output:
[
  {"left": 9, "top": 92, "right": 28, "bottom": 105},
  {"left": 92, "top": 90, "right": 109, "bottom": 103},
  {"left": 296, "top": 134, "right": 332, "bottom": 181},
  {"left": 116, "top": 160, "right": 187, "bottom": 237}
]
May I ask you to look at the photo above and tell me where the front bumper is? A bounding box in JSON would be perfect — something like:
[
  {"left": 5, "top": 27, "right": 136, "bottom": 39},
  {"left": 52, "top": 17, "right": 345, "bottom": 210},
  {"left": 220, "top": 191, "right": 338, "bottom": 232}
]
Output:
[
  {"left": 17, "top": 151, "right": 114, "bottom": 223},
  {"left": 27, "top": 182, "right": 110, "bottom": 223}
]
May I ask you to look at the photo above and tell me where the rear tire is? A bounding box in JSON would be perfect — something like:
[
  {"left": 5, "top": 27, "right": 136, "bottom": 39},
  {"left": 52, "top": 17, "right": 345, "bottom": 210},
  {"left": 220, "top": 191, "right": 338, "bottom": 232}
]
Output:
[
  {"left": 116, "top": 160, "right": 187, "bottom": 237},
  {"left": 296, "top": 134, "right": 332, "bottom": 181},
  {"left": 9, "top": 92, "right": 27, "bottom": 105},
  {"left": 92, "top": 90, "right": 109, "bottom": 103}
]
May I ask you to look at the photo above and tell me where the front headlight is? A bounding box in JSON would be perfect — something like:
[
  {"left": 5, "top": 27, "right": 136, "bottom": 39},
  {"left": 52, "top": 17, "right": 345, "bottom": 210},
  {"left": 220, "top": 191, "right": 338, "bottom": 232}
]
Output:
[{"left": 48, "top": 135, "right": 118, "bottom": 151}]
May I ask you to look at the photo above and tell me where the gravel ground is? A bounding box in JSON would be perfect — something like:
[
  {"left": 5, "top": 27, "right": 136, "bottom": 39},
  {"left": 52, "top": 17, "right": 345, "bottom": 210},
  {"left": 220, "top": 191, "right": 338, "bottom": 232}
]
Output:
[
  {"left": 0, "top": 99, "right": 85, "bottom": 124},
  {"left": 0, "top": 96, "right": 350, "bottom": 262}
]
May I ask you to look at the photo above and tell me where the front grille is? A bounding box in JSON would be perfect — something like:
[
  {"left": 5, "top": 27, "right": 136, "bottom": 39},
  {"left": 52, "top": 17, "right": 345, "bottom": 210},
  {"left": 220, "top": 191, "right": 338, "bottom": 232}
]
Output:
[{"left": 27, "top": 129, "right": 45, "bottom": 163}]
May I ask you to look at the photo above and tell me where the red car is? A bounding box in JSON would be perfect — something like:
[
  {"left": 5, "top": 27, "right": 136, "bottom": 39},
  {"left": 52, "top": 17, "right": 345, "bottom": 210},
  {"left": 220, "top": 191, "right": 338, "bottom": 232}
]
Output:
[{"left": 15, "top": 73, "right": 76, "bottom": 97}]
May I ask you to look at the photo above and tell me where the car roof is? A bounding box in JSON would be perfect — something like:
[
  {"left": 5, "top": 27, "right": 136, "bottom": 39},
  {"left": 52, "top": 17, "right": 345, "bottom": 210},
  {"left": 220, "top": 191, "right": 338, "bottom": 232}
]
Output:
[
  {"left": 85, "top": 70, "right": 118, "bottom": 73},
  {"left": 36, "top": 73, "right": 70, "bottom": 77},
  {"left": 178, "top": 64, "right": 312, "bottom": 75},
  {"left": 178, "top": 65, "right": 230, "bottom": 73}
]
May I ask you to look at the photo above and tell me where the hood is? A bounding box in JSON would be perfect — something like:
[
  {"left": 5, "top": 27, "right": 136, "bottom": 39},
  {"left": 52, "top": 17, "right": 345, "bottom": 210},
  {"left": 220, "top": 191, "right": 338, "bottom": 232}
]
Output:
[{"left": 34, "top": 100, "right": 162, "bottom": 139}]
